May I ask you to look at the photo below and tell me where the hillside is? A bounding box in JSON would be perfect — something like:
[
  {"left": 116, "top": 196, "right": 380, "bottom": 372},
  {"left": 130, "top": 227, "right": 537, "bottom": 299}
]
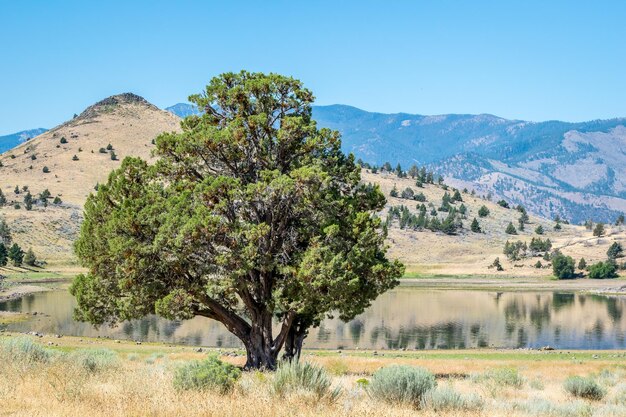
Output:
[
  {"left": 0, "top": 128, "right": 48, "bottom": 154},
  {"left": 312, "top": 105, "right": 626, "bottom": 224},
  {"left": 0, "top": 93, "right": 180, "bottom": 264},
  {"left": 363, "top": 169, "right": 626, "bottom": 277},
  {"left": 1, "top": 96, "right": 624, "bottom": 277}
]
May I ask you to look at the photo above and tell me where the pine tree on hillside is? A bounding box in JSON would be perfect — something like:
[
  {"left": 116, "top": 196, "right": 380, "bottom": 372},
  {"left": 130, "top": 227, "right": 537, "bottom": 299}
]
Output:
[
  {"left": 578, "top": 258, "right": 587, "bottom": 271},
  {"left": 452, "top": 189, "right": 463, "bottom": 202},
  {"left": 593, "top": 223, "right": 605, "bottom": 237},
  {"left": 535, "top": 225, "right": 544, "bottom": 235},
  {"left": 8, "top": 243, "right": 24, "bottom": 267},
  {"left": 0, "top": 219, "right": 11, "bottom": 245},
  {"left": 0, "top": 243, "right": 7, "bottom": 267},
  {"left": 478, "top": 205, "right": 490, "bottom": 218},
  {"left": 23, "top": 192, "right": 33, "bottom": 211},
  {"left": 505, "top": 222, "right": 517, "bottom": 235},
  {"left": 0, "top": 188, "right": 6, "bottom": 206},
  {"left": 23, "top": 248, "right": 37, "bottom": 267},
  {"left": 471, "top": 217, "right": 481, "bottom": 233}
]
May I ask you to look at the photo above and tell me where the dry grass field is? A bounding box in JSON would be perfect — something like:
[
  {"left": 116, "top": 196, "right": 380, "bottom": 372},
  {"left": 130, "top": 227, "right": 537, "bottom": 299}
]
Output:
[{"left": 2, "top": 333, "right": 626, "bottom": 416}]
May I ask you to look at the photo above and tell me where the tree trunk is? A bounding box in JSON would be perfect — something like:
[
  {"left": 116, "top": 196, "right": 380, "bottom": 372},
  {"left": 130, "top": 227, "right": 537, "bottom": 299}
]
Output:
[
  {"left": 242, "top": 315, "right": 279, "bottom": 370},
  {"left": 282, "top": 319, "right": 308, "bottom": 362}
]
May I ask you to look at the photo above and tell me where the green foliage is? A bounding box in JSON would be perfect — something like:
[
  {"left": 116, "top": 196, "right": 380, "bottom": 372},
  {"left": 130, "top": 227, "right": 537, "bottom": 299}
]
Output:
[
  {"left": 60, "top": 137, "right": 68, "bottom": 144},
  {"left": 504, "top": 240, "right": 527, "bottom": 261},
  {"left": 106, "top": 143, "right": 113, "bottom": 151},
  {"left": 23, "top": 248, "right": 36, "bottom": 266},
  {"left": 563, "top": 376, "right": 605, "bottom": 400},
  {"left": 421, "top": 386, "right": 483, "bottom": 412},
  {"left": 505, "top": 222, "right": 517, "bottom": 235},
  {"left": 0, "top": 189, "right": 6, "bottom": 206},
  {"left": 497, "top": 200, "right": 510, "bottom": 209},
  {"left": 458, "top": 203, "right": 467, "bottom": 215},
  {"left": 53, "top": 196, "right": 62, "bottom": 205},
  {"left": 390, "top": 185, "right": 398, "bottom": 197},
  {"left": 552, "top": 253, "right": 576, "bottom": 279},
  {"left": 593, "top": 223, "right": 605, "bottom": 237},
  {"left": 99, "top": 147, "right": 107, "bottom": 153},
  {"left": 0, "top": 337, "right": 50, "bottom": 364},
  {"left": 400, "top": 187, "right": 414, "bottom": 199},
  {"left": 607, "top": 242, "right": 623, "bottom": 260},
  {"left": 478, "top": 205, "right": 490, "bottom": 218},
  {"left": 70, "top": 71, "right": 403, "bottom": 369},
  {"left": 535, "top": 225, "right": 544, "bottom": 235},
  {"left": 23, "top": 191, "right": 33, "bottom": 211},
  {"left": 414, "top": 192, "right": 426, "bottom": 202},
  {"left": 42, "top": 166, "right": 49, "bottom": 173},
  {"left": 173, "top": 356, "right": 241, "bottom": 393},
  {"left": 110, "top": 151, "right": 117, "bottom": 160},
  {"left": 528, "top": 237, "right": 552, "bottom": 254},
  {"left": 14, "top": 185, "right": 20, "bottom": 194},
  {"left": 534, "top": 260, "right": 543, "bottom": 268},
  {"left": 588, "top": 261, "right": 618, "bottom": 279},
  {"left": 0, "top": 243, "right": 7, "bottom": 266},
  {"left": 470, "top": 217, "right": 481, "bottom": 233},
  {"left": 616, "top": 214, "right": 625, "bottom": 226},
  {"left": 8, "top": 243, "right": 24, "bottom": 266},
  {"left": 451, "top": 189, "right": 462, "bottom": 202},
  {"left": 272, "top": 360, "right": 339, "bottom": 400},
  {"left": 0, "top": 218, "right": 11, "bottom": 245},
  {"left": 491, "top": 257, "right": 504, "bottom": 271},
  {"left": 368, "top": 365, "right": 436, "bottom": 407},
  {"left": 578, "top": 258, "right": 587, "bottom": 270},
  {"left": 72, "top": 154, "right": 79, "bottom": 161}
]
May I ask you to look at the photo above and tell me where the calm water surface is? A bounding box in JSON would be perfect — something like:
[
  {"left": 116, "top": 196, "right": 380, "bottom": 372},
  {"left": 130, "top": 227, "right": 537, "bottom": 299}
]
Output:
[{"left": 2, "top": 288, "right": 626, "bottom": 350}]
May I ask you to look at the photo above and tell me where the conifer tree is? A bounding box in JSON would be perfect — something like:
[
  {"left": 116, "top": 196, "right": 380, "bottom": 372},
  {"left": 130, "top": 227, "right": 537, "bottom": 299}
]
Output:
[
  {"left": 478, "top": 205, "right": 490, "bottom": 218},
  {"left": 23, "top": 248, "right": 36, "bottom": 266},
  {"left": 505, "top": 222, "right": 517, "bottom": 235},
  {"left": 0, "top": 243, "right": 7, "bottom": 267},
  {"left": 471, "top": 217, "right": 481, "bottom": 233},
  {"left": 8, "top": 243, "right": 24, "bottom": 267}
]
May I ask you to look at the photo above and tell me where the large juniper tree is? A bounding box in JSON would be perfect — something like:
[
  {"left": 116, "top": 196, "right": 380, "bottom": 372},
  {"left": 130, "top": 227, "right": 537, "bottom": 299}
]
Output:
[{"left": 71, "top": 72, "right": 403, "bottom": 370}]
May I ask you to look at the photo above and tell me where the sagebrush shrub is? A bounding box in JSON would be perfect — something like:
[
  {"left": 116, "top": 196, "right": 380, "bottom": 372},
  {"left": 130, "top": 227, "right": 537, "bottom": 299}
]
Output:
[
  {"left": 173, "top": 356, "right": 241, "bottom": 393},
  {"left": 68, "top": 348, "right": 118, "bottom": 373},
  {"left": 368, "top": 365, "right": 436, "bottom": 407},
  {"left": 564, "top": 376, "right": 605, "bottom": 400},
  {"left": 272, "top": 360, "right": 340, "bottom": 400},
  {"left": 421, "top": 386, "right": 483, "bottom": 411},
  {"left": 0, "top": 337, "right": 50, "bottom": 364}
]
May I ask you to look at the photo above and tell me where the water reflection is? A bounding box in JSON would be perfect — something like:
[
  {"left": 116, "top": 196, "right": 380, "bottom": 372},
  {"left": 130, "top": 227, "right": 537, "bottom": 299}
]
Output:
[{"left": 2, "top": 289, "right": 626, "bottom": 350}]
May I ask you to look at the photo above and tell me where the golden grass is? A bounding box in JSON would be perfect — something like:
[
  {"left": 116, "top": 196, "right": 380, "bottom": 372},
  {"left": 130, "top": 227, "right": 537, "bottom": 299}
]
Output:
[{"left": 2, "top": 334, "right": 626, "bottom": 416}]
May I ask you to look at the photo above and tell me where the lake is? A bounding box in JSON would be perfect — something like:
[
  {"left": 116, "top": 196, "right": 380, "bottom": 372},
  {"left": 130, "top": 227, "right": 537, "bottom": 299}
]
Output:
[{"left": 2, "top": 288, "right": 626, "bottom": 350}]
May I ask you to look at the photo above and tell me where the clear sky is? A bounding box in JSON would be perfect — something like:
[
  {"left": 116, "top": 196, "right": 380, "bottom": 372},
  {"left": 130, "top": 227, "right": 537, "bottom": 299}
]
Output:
[{"left": 1, "top": 0, "right": 625, "bottom": 134}]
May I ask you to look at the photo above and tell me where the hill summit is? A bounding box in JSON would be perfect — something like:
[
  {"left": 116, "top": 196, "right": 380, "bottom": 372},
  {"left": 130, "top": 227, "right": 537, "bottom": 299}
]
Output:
[{"left": 0, "top": 93, "right": 180, "bottom": 263}]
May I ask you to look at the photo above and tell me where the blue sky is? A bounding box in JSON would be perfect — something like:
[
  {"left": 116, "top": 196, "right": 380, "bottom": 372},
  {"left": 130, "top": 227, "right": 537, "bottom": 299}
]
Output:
[{"left": 1, "top": 0, "right": 625, "bottom": 134}]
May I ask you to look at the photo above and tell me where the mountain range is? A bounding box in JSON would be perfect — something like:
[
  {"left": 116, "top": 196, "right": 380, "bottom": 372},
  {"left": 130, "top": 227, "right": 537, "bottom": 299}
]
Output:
[
  {"left": 3, "top": 101, "right": 625, "bottom": 224},
  {"left": 0, "top": 128, "right": 48, "bottom": 153},
  {"left": 164, "top": 102, "right": 626, "bottom": 223}
]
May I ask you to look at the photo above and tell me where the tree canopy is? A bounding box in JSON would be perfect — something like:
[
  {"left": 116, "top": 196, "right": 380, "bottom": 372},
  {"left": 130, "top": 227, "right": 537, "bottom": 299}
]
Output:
[{"left": 71, "top": 71, "right": 404, "bottom": 370}]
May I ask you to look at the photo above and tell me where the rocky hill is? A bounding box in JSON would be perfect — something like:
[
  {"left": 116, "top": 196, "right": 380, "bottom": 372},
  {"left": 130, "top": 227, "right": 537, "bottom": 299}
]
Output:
[{"left": 0, "top": 93, "right": 180, "bottom": 264}]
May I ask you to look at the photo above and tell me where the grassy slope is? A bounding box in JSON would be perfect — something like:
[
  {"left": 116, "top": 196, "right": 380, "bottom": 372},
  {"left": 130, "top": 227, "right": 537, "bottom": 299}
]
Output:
[{"left": 364, "top": 170, "right": 626, "bottom": 278}]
